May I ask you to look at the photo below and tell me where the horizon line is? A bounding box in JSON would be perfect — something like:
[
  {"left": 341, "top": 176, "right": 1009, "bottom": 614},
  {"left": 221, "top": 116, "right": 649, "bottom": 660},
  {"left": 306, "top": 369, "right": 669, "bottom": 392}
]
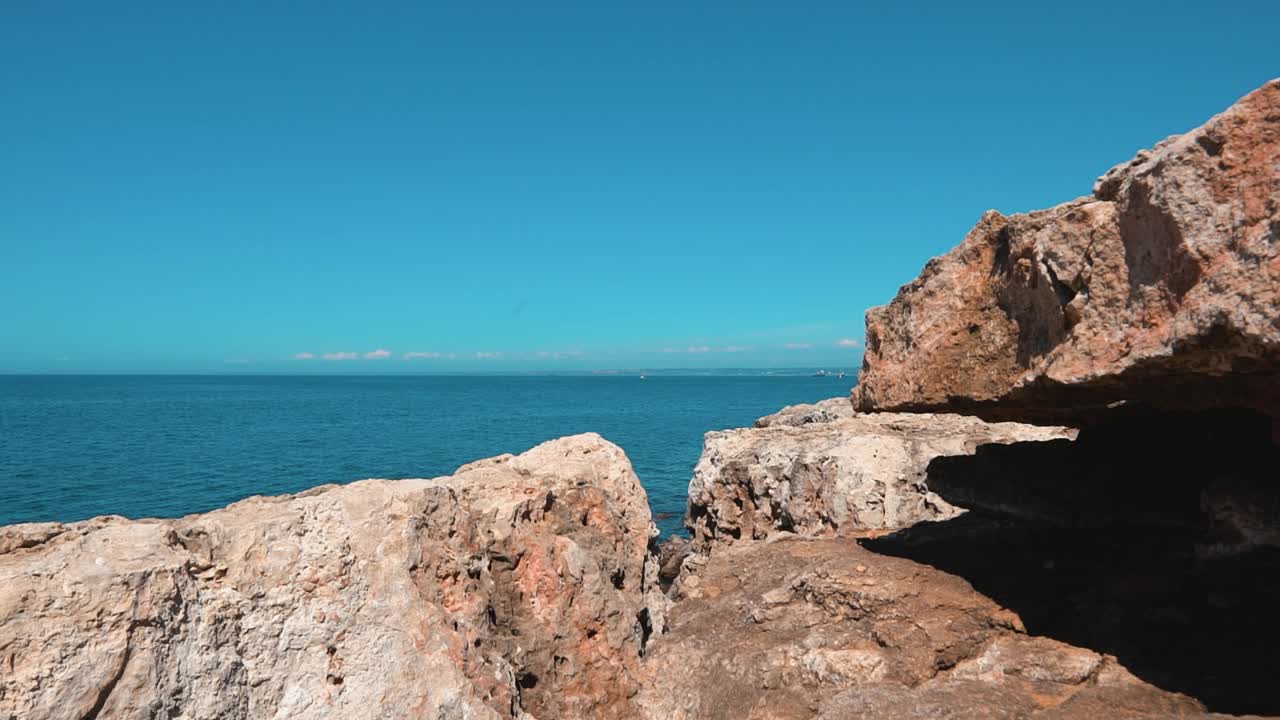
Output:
[{"left": 0, "top": 366, "right": 860, "bottom": 378}]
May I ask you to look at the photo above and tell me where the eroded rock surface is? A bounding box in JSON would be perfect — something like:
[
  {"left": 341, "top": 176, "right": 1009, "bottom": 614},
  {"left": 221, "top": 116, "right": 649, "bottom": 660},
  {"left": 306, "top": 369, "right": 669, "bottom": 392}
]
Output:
[
  {"left": 638, "top": 537, "right": 1221, "bottom": 719},
  {"left": 0, "top": 434, "right": 665, "bottom": 720},
  {"left": 754, "top": 397, "right": 856, "bottom": 427},
  {"left": 855, "top": 79, "right": 1280, "bottom": 425},
  {"left": 686, "top": 407, "right": 1072, "bottom": 553}
]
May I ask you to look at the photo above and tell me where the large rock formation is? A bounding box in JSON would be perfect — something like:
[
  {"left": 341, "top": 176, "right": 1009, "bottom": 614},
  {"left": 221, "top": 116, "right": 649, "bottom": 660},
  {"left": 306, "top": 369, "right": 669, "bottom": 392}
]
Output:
[
  {"left": 0, "top": 434, "right": 665, "bottom": 720},
  {"left": 639, "top": 536, "right": 1225, "bottom": 719},
  {"left": 855, "top": 79, "right": 1280, "bottom": 425},
  {"left": 835, "top": 78, "right": 1280, "bottom": 717},
  {"left": 651, "top": 81, "right": 1280, "bottom": 719},
  {"left": 685, "top": 402, "right": 1072, "bottom": 553}
]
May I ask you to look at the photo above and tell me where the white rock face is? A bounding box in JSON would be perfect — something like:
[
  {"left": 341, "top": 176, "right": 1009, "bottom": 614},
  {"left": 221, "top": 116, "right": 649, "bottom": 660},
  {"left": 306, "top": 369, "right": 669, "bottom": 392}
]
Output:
[
  {"left": 0, "top": 434, "right": 665, "bottom": 720},
  {"left": 686, "top": 407, "right": 1074, "bottom": 552}
]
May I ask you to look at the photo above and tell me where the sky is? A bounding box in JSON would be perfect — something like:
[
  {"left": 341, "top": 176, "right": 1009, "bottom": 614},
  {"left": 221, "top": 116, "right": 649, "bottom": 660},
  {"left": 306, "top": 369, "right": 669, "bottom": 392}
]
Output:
[{"left": 2, "top": 2, "right": 1277, "bottom": 373}]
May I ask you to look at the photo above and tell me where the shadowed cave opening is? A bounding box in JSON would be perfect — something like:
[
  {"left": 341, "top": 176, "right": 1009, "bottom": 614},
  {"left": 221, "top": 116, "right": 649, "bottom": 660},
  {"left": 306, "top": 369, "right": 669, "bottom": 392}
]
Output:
[{"left": 864, "top": 408, "right": 1280, "bottom": 716}]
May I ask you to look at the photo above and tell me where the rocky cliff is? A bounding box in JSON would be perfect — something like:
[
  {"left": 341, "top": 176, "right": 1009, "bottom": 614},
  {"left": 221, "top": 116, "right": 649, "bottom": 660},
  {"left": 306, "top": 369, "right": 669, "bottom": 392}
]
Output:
[
  {"left": 826, "top": 78, "right": 1280, "bottom": 716},
  {"left": 653, "top": 79, "right": 1280, "bottom": 719},
  {"left": 855, "top": 79, "right": 1280, "bottom": 426},
  {"left": 0, "top": 434, "right": 665, "bottom": 720}
]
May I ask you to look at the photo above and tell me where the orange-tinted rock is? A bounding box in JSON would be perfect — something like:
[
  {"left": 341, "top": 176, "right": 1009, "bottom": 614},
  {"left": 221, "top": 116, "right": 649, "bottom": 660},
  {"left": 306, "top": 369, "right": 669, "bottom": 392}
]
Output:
[
  {"left": 855, "top": 79, "right": 1280, "bottom": 425},
  {"left": 0, "top": 434, "right": 664, "bottom": 720}
]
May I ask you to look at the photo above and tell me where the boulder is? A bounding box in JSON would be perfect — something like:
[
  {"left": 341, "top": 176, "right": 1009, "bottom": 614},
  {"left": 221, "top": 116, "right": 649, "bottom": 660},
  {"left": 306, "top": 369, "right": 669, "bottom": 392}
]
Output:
[
  {"left": 0, "top": 434, "right": 665, "bottom": 720},
  {"left": 854, "top": 79, "right": 1280, "bottom": 425},
  {"left": 638, "top": 536, "right": 1213, "bottom": 719},
  {"left": 685, "top": 407, "right": 1072, "bottom": 553}
]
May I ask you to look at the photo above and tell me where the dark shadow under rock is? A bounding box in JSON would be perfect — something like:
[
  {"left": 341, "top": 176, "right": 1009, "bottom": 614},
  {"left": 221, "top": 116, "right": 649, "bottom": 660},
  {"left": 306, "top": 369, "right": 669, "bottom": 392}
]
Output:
[
  {"left": 922, "top": 407, "right": 1280, "bottom": 537},
  {"left": 654, "top": 534, "right": 691, "bottom": 592},
  {"left": 864, "top": 408, "right": 1280, "bottom": 716}
]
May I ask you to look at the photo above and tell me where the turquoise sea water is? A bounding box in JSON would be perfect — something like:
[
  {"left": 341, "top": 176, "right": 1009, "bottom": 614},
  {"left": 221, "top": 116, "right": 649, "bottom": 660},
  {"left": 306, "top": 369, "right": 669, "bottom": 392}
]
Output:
[{"left": 0, "top": 374, "right": 848, "bottom": 536}]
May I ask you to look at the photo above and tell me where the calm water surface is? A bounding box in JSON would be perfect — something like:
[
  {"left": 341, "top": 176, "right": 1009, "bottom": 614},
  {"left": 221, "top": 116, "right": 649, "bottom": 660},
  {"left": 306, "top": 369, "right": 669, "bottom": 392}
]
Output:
[{"left": 0, "top": 374, "right": 847, "bottom": 535}]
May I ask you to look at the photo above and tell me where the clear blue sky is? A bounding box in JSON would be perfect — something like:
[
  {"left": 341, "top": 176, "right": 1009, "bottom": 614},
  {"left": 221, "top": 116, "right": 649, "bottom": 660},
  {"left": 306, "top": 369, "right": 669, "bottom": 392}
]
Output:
[{"left": 2, "top": 2, "right": 1276, "bottom": 373}]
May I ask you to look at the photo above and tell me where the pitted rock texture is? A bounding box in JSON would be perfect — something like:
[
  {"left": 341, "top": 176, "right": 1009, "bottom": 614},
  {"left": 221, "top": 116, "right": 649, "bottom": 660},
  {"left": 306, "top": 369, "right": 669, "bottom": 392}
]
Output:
[
  {"left": 637, "top": 537, "right": 1221, "bottom": 720},
  {"left": 685, "top": 409, "right": 1072, "bottom": 553},
  {"left": 754, "top": 397, "right": 856, "bottom": 427},
  {"left": 854, "top": 79, "right": 1280, "bottom": 425},
  {"left": 0, "top": 433, "right": 665, "bottom": 720}
]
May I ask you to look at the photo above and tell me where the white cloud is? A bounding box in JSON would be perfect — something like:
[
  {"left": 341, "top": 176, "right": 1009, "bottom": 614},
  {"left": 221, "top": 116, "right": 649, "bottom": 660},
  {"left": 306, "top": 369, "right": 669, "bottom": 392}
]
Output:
[
  {"left": 722, "top": 345, "right": 753, "bottom": 353},
  {"left": 364, "top": 349, "right": 391, "bottom": 360},
  {"left": 474, "top": 351, "right": 504, "bottom": 359},
  {"left": 536, "top": 349, "right": 585, "bottom": 359},
  {"left": 687, "top": 345, "right": 712, "bottom": 353},
  {"left": 662, "top": 347, "right": 676, "bottom": 353},
  {"left": 295, "top": 352, "right": 316, "bottom": 360},
  {"left": 836, "top": 338, "right": 860, "bottom": 348},
  {"left": 404, "top": 351, "right": 443, "bottom": 360},
  {"left": 783, "top": 343, "right": 813, "bottom": 350},
  {"left": 322, "top": 352, "right": 358, "bottom": 361}
]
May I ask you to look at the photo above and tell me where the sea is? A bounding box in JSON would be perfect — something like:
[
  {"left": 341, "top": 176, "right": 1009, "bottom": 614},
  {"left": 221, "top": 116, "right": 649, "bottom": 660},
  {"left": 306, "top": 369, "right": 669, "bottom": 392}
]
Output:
[{"left": 0, "top": 372, "right": 851, "bottom": 536}]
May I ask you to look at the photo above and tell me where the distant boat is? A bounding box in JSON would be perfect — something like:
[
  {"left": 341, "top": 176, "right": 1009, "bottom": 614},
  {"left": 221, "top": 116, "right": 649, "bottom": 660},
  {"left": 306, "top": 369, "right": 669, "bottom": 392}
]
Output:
[
  {"left": 813, "top": 370, "right": 828, "bottom": 377},
  {"left": 639, "top": 375, "right": 646, "bottom": 380}
]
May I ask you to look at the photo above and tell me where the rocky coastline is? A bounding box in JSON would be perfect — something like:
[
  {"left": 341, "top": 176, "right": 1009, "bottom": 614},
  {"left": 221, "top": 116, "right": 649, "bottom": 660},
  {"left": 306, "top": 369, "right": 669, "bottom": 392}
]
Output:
[{"left": 3, "top": 79, "right": 1278, "bottom": 718}]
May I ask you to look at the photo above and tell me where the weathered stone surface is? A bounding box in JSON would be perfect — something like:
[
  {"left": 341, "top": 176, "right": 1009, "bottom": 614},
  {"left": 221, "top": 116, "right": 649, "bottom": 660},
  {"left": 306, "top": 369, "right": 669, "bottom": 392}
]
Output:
[
  {"left": 754, "top": 397, "right": 856, "bottom": 427},
  {"left": 855, "top": 79, "right": 1280, "bottom": 424},
  {"left": 0, "top": 434, "right": 665, "bottom": 720},
  {"left": 685, "top": 408, "right": 1072, "bottom": 553},
  {"left": 654, "top": 534, "right": 692, "bottom": 590},
  {"left": 638, "top": 537, "right": 1214, "bottom": 719}
]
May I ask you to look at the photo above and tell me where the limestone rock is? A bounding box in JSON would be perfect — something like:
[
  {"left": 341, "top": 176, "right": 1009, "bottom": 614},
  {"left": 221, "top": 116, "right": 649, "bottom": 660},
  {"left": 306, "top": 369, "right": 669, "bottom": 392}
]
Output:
[
  {"left": 637, "top": 537, "right": 1211, "bottom": 719},
  {"left": 754, "top": 397, "right": 855, "bottom": 427},
  {"left": 854, "top": 79, "right": 1280, "bottom": 425},
  {"left": 0, "top": 433, "right": 665, "bottom": 720},
  {"left": 685, "top": 408, "right": 1072, "bottom": 553}
]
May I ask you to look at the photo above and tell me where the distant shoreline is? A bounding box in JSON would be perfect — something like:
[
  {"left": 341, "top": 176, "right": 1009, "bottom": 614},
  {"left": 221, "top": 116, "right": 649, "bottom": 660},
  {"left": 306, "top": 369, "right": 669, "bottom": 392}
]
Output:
[{"left": 0, "top": 368, "right": 860, "bottom": 379}]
